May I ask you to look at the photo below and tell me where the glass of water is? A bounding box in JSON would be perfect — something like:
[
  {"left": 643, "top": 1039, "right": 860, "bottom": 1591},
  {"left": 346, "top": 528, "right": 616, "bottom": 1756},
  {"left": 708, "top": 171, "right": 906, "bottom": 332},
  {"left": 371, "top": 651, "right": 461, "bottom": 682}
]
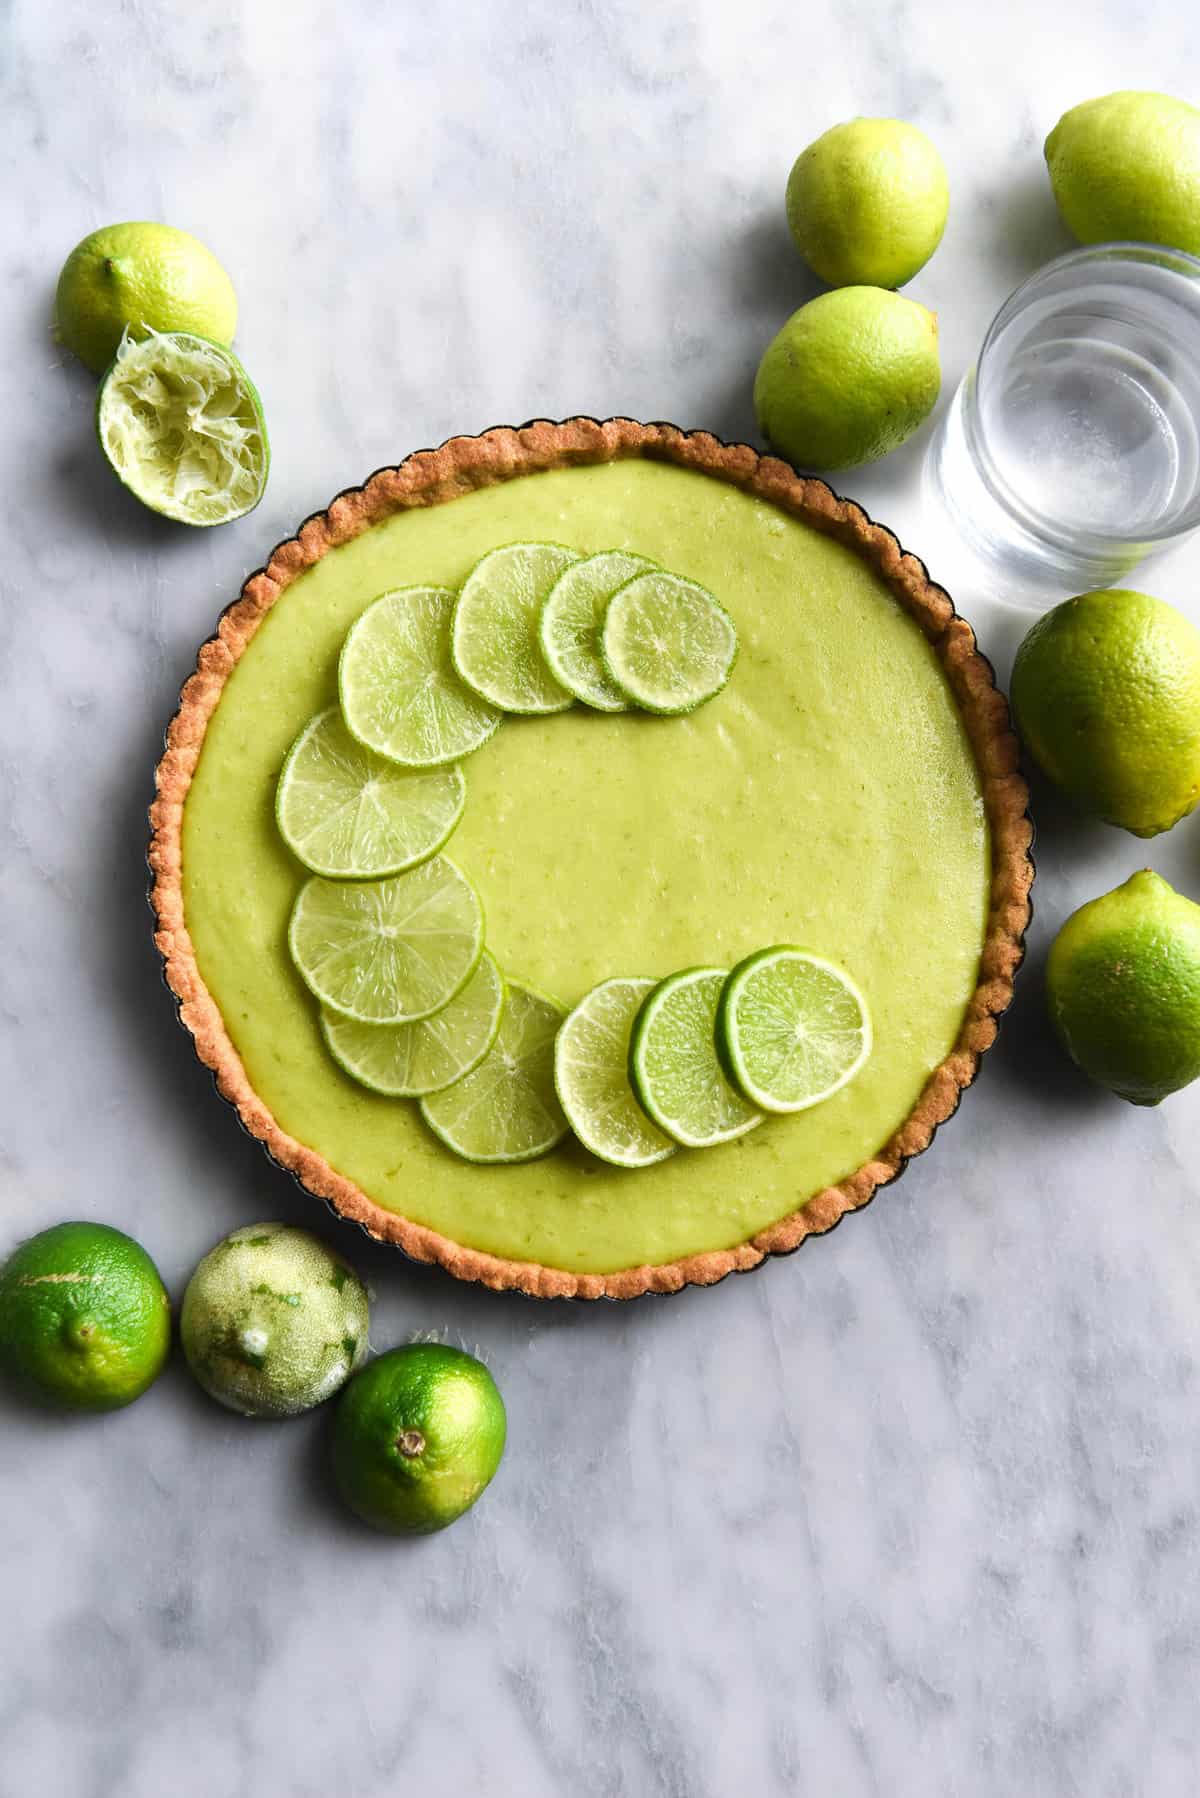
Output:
[{"left": 924, "top": 242, "right": 1200, "bottom": 609}]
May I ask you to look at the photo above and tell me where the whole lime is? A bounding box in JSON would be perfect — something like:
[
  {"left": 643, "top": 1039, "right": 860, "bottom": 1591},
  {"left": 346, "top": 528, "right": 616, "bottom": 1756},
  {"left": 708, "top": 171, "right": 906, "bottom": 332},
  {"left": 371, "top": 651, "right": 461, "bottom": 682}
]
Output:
[
  {"left": 55, "top": 221, "right": 238, "bottom": 375},
  {"left": 332, "top": 1343, "right": 507, "bottom": 1535},
  {"left": 1010, "top": 588, "right": 1200, "bottom": 837},
  {"left": 180, "top": 1223, "right": 370, "bottom": 1418},
  {"left": 753, "top": 287, "right": 940, "bottom": 470},
  {"left": 1047, "top": 870, "right": 1200, "bottom": 1104},
  {"left": 785, "top": 117, "right": 949, "bottom": 289},
  {"left": 1045, "top": 92, "right": 1200, "bottom": 256},
  {"left": 0, "top": 1221, "right": 170, "bottom": 1411}
]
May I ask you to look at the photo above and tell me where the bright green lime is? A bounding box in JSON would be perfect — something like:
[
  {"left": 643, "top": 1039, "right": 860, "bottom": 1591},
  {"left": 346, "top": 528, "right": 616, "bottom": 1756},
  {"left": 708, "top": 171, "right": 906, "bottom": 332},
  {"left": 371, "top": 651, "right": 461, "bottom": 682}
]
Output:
[
  {"left": 332, "top": 1342, "right": 507, "bottom": 1535},
  {"left": 629, "top": 968, "right": 763, "bottom": 1148},
  {"left": 288, "top": 854, "right": 484, "bottom": 1025},
  {"left": 601, "top": 570, "right": 737, "bottom": 715},
  {"left": 1045, "top": 92, "right": 1200, "bottom": 255},
  {"left": 554, "top": 977, "right": 677, "bottom": 1168},
  {"left": 718, "top": 946, "right": 872, "bottom": 1113},
  {"left": 420, "top": 980, "right": 569, "bottom": 1163},
  {"left": 0, "top": 1221, "right": 170, "bottom": 1411},
  {"left": 55, "top": 220, "right": 238, "bottom": 374},
  {"left": 339, "top": 586, "right": 500, "bottom": 767},
  {"left": 452, "top": 541, "right": 581, "bottom": 713},
  {"left": 786, "top": 118, "right": 949, "bottom": 289},
  {"left": 321, "top": 950, "right": 505, "bottom": 1097},
  {"left": 538, "top": 550, "right": 656, "bottom": 711}
]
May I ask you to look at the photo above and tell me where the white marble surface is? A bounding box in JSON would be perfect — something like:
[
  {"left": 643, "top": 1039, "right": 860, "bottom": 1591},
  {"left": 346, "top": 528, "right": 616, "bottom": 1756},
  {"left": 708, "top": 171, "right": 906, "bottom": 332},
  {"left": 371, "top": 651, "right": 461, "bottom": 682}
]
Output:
[{"left": 3, "top": 4, "right": 1200, "bottom": 1793}]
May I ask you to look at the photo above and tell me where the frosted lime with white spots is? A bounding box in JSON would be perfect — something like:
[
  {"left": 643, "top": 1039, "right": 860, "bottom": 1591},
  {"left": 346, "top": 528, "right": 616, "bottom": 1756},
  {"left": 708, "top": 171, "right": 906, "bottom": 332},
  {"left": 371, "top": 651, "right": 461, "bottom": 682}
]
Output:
[
  {"left": 717, "top": 946, "right": 872, "bottom": 1114},
  {"left": 179, "top": 1223, "right": 370, "bottom": 1418},
  {"left": 538, "top": 550, "right": 657, "bottom": 710},
  {"left": 629, "top": 967, "right": 763, "bottom": 1148},
  {"left": 452, "top": 541, "right": 581, "bottom": 713},
  {"left": 554, "top": 976, "right": 677, "bottom": 1168},
  {"left": 322, "top": 950, "right": 505, "bottom": 1097},
  {"left": 601, "top": 570, "right": 737, "bottom": 714},
  {"left": 288, "top": 854, "right": 484, "bottom": 1025},
  {"left": 340, "top": 586, "right": 500, "bottom": 767},
  {"left": 420, "top": 980, "right": 569, "bottom": 1163},
  {"left": 276, "top": 707, "right": 466, "bottom": 879}
]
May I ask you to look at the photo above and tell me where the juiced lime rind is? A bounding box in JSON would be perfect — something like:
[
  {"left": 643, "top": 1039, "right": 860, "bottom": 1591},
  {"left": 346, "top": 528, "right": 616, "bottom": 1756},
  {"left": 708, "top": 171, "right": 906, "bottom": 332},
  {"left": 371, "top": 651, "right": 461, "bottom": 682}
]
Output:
[
  {"left": 276, "top": 707, "right": 466, "bottom": 880},
  {"left": 340, "top": 586, "right": 501, "bottom": 767},
  {"left": 601, "top": 571, "right": 738, "bottom": 715},
  {"left": 420, "top": 980, "right": 570, "bottom": 1163},
  {"left": 629, "top": 967, "right": 763, "bottom": 1148},
  {"left": 288, "top": 855, "right": 485, "bottom": 1025},
  {"left": 538, "top": 550, "right": 658, "bottom": 711},
  {"left": 96, "top": 329, "right": 269, "bottom": 526},
  {"left": 717, "top": 946, "right": 872, "bottom": 1114},
  {"left": 321, "top": 951, "right": 505, "bottom": 1097},
  {"left": 452, "top": 541, "right": 581, "bottom": 714},
  {"left": 554, "top": 976, "right": 678, "bottom": 1168}
]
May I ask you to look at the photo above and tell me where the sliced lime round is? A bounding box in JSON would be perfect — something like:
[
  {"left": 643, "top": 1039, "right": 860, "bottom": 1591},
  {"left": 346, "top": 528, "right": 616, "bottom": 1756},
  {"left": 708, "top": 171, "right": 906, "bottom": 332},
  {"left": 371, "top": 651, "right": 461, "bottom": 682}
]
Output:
[
  {"left": 420, "top": 980, "right": 569, "bottom": 1164},
  {"left": 96, "top": 329, "right": 269, "bottom": 527},
  {"left": 288, "top": 855, "right": 484, "bottom": 1025},
  {"left": 340, "top": 586, "right": 500, "bottom": 767},
  {"left": 321, "top": 950, "right": 504, "bottom": 1097},
  {"left": 276, "top": 707, "right": 466, "bottom": 880},
  {"left": 717, "top": 946, "right": 872, "bottom": 1114},
  {"left": 629, "top": 967, "right": 763, "bottom": 1148},
  {"left": 601, "top": 570, "right": 738, "bottom": 715},
  {"left": 554, "top": 977, "right": 677, "bottom": 1169},
  {"left": 452, "top": 542, "right": 581, "bottom": 714},
  {"left": 538, "top": 550, "right": 657, "bottom": 711}
]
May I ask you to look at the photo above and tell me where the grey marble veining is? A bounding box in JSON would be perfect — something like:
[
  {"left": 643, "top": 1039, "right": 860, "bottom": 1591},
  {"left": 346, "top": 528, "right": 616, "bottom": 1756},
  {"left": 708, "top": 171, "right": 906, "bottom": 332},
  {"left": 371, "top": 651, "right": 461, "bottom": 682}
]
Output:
[{"left": 3, "top": 3, "right": 1200, "bottom": 1794}]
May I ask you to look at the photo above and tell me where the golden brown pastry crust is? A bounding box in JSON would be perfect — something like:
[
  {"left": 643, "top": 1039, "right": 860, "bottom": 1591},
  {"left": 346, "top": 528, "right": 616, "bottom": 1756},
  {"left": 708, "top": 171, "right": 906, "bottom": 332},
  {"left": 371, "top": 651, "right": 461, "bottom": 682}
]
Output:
[{"left": 149, "top": 419, "right": 1033, "bottom": 1300}]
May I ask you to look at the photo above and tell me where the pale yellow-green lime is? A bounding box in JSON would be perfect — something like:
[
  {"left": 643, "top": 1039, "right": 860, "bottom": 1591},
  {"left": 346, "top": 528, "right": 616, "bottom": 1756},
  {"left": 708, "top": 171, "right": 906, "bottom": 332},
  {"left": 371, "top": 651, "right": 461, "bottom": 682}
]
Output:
[
  {"left": 1045, "top": 92, "right": 1200, "bottom": 256},
  {"left": 1011, "top": 588, "right": 1200, "bottom": 837},
  {"left": 0, "top": 1221, "right": 170, "bottom": 1411},
  {"left": 180, "top": 1222, "right": 370, "bottom": 1418},
  {"left": 786, "top": 117, "right": 949, "bottom": 289},
  {"left": 1046, "top": 870, "right": 1200, "bottom": 1104},
  {"left": 753, "top": 288, "right": 940, "bottom": 471},
  {"left": 332, "top": 1342, "right": 507, "bottom": 1534},
  {"left": 55, "top": 221, "right": 238, "bottom": 375}
]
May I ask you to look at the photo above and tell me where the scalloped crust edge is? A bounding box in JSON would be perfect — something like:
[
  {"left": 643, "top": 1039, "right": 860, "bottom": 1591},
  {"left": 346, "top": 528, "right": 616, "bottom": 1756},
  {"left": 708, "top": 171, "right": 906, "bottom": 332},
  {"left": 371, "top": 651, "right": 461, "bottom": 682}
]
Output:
[{"left": 149, "top": 417, "right": 1034, "bottom": 1301}]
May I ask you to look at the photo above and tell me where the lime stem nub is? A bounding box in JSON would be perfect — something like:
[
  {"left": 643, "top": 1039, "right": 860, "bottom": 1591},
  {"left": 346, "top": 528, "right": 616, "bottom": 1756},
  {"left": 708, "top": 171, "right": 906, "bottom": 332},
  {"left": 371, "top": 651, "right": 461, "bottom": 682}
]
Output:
[{"left": 397, "top": 1429, "right": 426, "bottom": 1459}]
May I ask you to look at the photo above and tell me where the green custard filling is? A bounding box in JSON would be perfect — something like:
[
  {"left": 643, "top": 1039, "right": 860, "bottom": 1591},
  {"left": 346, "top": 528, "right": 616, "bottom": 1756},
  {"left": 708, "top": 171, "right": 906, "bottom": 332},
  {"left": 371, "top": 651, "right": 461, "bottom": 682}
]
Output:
[{"left": 182, "top": 459, "right": 990, "bottom": 1274}]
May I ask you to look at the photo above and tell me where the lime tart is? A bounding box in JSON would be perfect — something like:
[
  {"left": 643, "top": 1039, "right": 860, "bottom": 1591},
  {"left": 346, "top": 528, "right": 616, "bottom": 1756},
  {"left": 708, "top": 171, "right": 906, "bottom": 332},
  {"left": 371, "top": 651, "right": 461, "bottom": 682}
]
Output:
[{"left": 150, "top": 420, "right": 1032, "bottom": 1300}]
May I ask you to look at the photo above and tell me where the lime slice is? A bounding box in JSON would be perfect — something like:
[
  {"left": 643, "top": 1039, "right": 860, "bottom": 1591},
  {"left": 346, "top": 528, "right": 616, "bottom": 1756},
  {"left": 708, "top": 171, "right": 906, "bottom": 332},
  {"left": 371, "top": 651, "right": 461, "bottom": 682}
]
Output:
[
  {"left": 420, "top": 980, "right": 569, "bottom": 1163},
  {"left": 321, "top": 951, "right": 504, "bottom": 1097},
  {"left": 276, "top": 707, "right": 465, "bottom": 880},
  {"left": 554, "top": 977, "right": 678, "bottom": 1168},
  {"left": 601, "top": 570, "right": 738, "bottom": 715},
  {"left": 629, "top": 967, "right": 763, "bottom": 1148},
  {"left": 717, "top": 946, "right": 872, "bottom": 1113},
  {"left": 288, "top": 855, "right": 484, "bottom": 1025},
  {"left": 96, "top": 329, "right": 268, "bottom": 526},
  {"left": 452, "top": 542, "right": 581, "bottom": 713},
  {"left": 340, "top": 587, "right": 500, "bottom": 767},
  {"left": 538, "top": 551, "right": 657, "bottom": 711}
]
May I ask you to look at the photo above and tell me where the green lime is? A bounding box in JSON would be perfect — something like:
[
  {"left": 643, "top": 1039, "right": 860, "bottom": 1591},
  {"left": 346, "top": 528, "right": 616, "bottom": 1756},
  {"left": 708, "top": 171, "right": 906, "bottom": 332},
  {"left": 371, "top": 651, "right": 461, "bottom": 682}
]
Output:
[
  {"left": 276, "top": 706, "right": 465, "bottom": 879},
  {"left": 452, "top": 542, "right": 581, "bottom": 713},
  {"left": 0, "top": 1222, "right": 170, "bottom": 1412},
  {"left": 180, "top": 1223, "right": 370, "bottom": 1418},
  {"left": 339, "top": 586, "right": 500, "bottom": 767},
  {"left": 1011, "top": 588, "right": 1200, "bottom": 837},
  {"left": 96, "top": 330, "right": 268, "bottom": 526},
  {"left": 629, "top": 968, "right": 763, "bottom": 1149},
  {"left": 538, "top": 550, "right": 656, "bottom": 711},
  {"left": 1045, "top": 92, "right": 1200, "bottom": 255},
  {"left": 321, "top": 950, "right": 505, "bottom": 1097},
  {"left": 753, "top": 287, "right": 941, "bottom": 471},
  {"left": 332, "top": 1343, "right": 506, "bottom": 1535},
  {"left": 289, "top": 855, "right": 484, "bottom": 1025},
  {"left": 601, "top": 570, "right": 737, "bottom": 715},
  {"left": 55, "top": 220, "right": 238, "bottom": 375},
  {"left": 554, "top": 977, "right": 678, "bottom": 1168},
  {"left": 420, "top": 980, "right": 569, "bottom": 1163},
  {"left": 717, "top": 946, "right": 871, "bottom": 1114},
  {"left": 1046, "top": 870, "right": 1200, "bottom": 1105},
  {"left": 785, "top": 117, "right": 949, "bottom": 289}
]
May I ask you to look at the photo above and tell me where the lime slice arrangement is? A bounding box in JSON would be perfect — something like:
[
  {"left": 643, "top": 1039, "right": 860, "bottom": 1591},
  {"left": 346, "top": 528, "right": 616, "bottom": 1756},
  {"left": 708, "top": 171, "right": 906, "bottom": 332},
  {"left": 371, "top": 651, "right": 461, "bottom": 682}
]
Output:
[{"left": 274, "top": 537, "right": 871, "bottom": 1168}]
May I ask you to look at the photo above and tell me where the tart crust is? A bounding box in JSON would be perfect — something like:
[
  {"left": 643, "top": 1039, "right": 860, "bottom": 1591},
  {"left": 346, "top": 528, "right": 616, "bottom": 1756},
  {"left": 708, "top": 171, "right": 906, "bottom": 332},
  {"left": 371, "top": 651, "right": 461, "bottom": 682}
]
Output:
[{"left": 149, "top": 419, "right": 1033, "bottom": 1300}]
